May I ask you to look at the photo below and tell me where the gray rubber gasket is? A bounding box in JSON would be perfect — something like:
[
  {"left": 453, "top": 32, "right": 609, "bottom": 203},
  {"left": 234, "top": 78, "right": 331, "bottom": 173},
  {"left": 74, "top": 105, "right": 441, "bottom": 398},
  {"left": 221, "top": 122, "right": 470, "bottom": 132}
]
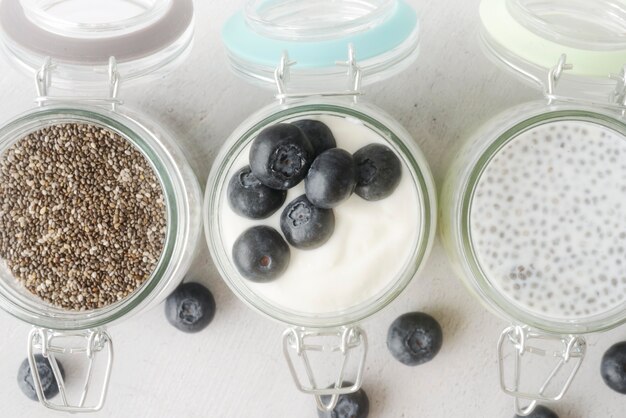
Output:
[{"left": 0, "top": 0, "right": 193, "bottom": 64}]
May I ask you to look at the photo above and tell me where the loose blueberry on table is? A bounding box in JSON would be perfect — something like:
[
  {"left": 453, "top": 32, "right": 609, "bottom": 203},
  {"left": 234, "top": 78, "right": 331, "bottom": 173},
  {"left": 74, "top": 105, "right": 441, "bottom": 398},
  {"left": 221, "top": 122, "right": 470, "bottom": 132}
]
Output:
[
  {"left": 514, "top": 405, "right": 559, "bottom": 418},
  {"left": 165, "top": 282, "right": 216, "bottom": 333},
  {"left": 601, "top": 341, "right": 626, "bottom": 394},
  {"left": 387, "top": 312, "right": 443, "bottom": 366},
  {"left": 291, "top": 119, "right": 337, "bottom": 158},
  {"left": 305, "top": 148, "right": 357, "bottom": 209},
  {"left": 280, "top": 195, "right": 335, "bottom": 249},
  {"left": 317, "top": 382, "right": 369, "bottom": 418},
  {"left": 354, "top": 143, "right": 402, "bottom": 201},
  {"left": 249, "top": 123, "right": 314, "bottom": 190},
  {"left": 232, "top": 225, "right": 290, "bottom": 282},
  {"left": 17, "top": 354, "right": 65, "bottom": 401},
  {"left": 227, "top": 165, "right": 286, "bottom": 219}
]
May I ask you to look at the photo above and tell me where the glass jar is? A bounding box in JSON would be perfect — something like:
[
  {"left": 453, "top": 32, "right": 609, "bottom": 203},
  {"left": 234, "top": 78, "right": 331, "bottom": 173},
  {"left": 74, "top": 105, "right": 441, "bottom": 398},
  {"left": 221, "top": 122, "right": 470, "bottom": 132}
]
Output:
[
  {"left": 0, "top": 0, "right": 200, "bottom": 412},
  {"left": 441, "top": 0, "right": 626, "bottom": 415},
  {"left": 205, "top": 0, "right": 436, "bottom": 412}
]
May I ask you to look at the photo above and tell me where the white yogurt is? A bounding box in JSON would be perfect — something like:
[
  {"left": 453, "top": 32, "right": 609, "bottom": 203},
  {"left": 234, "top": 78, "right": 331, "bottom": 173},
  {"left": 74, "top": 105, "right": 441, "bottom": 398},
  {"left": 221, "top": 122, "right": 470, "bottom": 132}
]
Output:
[
  {"left": 470, "top": 120, "right": 626, "bottom": 320},
  {"left": 219, "top": 114, "right": 420, "bottom": 315}
]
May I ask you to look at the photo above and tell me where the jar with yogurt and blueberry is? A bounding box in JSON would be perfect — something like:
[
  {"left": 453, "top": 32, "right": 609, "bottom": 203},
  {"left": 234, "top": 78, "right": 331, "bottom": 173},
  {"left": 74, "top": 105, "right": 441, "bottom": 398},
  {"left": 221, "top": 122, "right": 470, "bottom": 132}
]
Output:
[
  {"left": 440, "top": 0, "right": 626, "bottom": 415},
  {"left": 204, "top": 0, "right": 436, "bottom": 411}
]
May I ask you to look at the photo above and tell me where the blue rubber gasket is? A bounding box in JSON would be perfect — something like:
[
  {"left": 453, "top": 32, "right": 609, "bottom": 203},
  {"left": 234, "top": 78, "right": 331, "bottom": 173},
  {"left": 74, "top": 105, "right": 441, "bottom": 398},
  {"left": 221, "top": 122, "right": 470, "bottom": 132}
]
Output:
[{"left": 222, "top": 0, "right": 418, "bottom": 69}]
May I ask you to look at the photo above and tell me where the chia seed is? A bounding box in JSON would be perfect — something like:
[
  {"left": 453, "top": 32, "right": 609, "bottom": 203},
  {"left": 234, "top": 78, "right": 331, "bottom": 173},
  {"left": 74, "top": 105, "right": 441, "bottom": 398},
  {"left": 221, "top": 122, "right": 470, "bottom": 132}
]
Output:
[{"left": 0, "top": 123, "right": 167, "bottom": 310}]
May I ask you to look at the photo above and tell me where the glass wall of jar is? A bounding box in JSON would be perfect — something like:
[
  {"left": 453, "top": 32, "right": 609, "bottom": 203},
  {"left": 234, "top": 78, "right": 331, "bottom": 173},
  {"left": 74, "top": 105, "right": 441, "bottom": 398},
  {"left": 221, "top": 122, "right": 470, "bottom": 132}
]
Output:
[
  {"left": 0, "top": 0, "right": 201, "bottom": 412},
  {"left": 205, "top": 0, "right": 436, "bottom": 412},
  {"left": 440, "top": 0, "right": 626, "bottom": 415}
]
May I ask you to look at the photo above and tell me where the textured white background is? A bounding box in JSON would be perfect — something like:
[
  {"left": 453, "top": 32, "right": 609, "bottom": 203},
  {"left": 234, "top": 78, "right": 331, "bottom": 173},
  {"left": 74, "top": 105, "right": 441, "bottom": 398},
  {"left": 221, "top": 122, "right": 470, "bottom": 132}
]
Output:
[{"left": 0, "top": 0, "right": 625, "bottom": 417}]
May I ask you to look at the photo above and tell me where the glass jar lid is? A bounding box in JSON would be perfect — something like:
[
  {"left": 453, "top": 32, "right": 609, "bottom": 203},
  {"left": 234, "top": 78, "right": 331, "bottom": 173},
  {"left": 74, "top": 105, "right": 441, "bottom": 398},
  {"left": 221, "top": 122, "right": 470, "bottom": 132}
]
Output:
[
  {"left": 480, "top": 0, "right": 626, "bottom": 96},
  {"left": 0, "top": 0, "right": 194, "bottom": 87},
  {"left": 221, "top": 0, "right": 420, "bottom": 88}
]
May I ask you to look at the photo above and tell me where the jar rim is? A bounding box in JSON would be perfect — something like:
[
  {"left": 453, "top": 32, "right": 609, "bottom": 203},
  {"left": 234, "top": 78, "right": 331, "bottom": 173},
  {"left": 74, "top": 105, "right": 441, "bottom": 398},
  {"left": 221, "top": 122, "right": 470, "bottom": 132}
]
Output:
[
  {"left": 19, "top": 0, "right": 172, "bottom": 39},
  {"left": 0, "top": 105, "right": 181, "bottom": 330},
  {"left": 243, "top": 0, "right": 395, "bottom": 42},
  {"left": 507, "top": 0, "right": 626, "bottom": 50},
  {"left": 204, "top": 100, "right": 436, "bottom": 328},
  {"left": 457, "top": 106, "right": 626, "bottom": 334}
]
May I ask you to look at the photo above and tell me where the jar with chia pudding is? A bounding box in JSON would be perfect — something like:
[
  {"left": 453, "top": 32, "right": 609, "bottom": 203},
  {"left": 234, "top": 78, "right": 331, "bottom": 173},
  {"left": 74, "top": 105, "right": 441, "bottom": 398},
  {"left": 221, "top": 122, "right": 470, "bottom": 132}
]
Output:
[
  {"left": 204, "top": 0, "right": 436, "bottom": 411},
  {"left": 0, "top": 0, "right": 201, "bottom": 412},
  {"left": 440, "top": 0, "right": 626, "bottom": 415}
]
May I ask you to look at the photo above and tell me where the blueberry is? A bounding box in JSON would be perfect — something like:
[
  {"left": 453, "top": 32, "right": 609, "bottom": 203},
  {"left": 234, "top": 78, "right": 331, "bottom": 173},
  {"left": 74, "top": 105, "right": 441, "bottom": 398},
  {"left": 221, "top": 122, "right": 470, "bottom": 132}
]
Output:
[
  {"left": 165, "top": 282, "right": 216, "bottom": 333},
  {"left": 514, "top": 405, "right": 559, "bottom": 418},
  {"left": 227, "top": 166, "right": 286, "bottom": 219},
  {"left": 317, "top": 382, "right": 369, "bottom": 418},
  {"left": 354, "top": 144, "right": 402, "bottom": 201},
  {"left": 250, "top": 123, "right": 314, "bottom": 190},
  {"left": 291, "top": 119, "right": 336, "bottom": 158},
  {"left": 387, "top": 312, "right": 443, "bottom": 366},
  {"left": 305, "top": 149, "right": 356, "bottom": 209},
  {"left": 280, "top": 195, "right": 335, "bottom": 249},
  {"left": 17, "top": 355, "right": 64, "bottom": 401},
  {"left": 233, "top": 226, "right": 290, "bottom": 282},
  {"left": 601, "top": 341, "right": 626, "bottom": 394}
]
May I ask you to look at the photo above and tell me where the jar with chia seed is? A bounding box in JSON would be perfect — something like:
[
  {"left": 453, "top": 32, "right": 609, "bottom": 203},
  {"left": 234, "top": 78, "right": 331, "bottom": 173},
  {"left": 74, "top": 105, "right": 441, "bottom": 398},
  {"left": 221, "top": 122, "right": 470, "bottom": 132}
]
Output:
[
  {"left": 204, "top": 0, "right": 436, "bottom": 412},
  {"left": 0, "top": 0, "right": 201, "bottom": 412},
  {"left": 440, "top": 0, "right": 626, "bottom": 415}
]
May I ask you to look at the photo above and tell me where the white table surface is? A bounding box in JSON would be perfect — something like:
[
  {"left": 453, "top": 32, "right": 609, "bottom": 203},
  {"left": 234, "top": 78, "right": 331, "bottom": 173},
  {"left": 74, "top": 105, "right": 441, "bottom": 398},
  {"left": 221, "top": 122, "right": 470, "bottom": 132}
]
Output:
[{"left": 0, "top": 1, "right": 624, "bottom": 417}]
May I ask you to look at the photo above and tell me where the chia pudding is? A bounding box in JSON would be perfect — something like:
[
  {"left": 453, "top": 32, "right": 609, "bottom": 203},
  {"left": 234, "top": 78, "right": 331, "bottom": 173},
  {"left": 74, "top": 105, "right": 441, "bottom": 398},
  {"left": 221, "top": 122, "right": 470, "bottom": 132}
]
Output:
[
  {"left": 470, "top": 120, "right": 626, "bottom": 319},
  {"left": 219, "top": 114, "right": 421, "bottom": 315},
  {"left": 0, "top": 123, "right": 167, "bottom": 311}
]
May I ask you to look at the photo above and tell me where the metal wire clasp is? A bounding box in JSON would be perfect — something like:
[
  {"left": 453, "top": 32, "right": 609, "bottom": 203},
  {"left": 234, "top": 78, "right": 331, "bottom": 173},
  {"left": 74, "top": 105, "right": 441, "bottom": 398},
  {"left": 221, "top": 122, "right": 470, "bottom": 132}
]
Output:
[
  {"left": 545, "top": 54, "right": 573, "bottom": 104},
  {"left": 35, "top": 56, "right": 123, "bottom": 111},
  {"left": 274, "top": 44, "right": 363, "bottom": 104},
  {"left": 497, "top": 325, "right": 586, "bottom": 417},
  {"left": 27, "top": 327, "right": 114, "bottom": 413},
  {"left": 610, "top": 65, "right": 626, "bottom": 109},
  {"left": 282, "top": 326, "right": 367, "bottom": 412},
  {"left": 543, "top": 54, "right": 626, "bottom": 115}
]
